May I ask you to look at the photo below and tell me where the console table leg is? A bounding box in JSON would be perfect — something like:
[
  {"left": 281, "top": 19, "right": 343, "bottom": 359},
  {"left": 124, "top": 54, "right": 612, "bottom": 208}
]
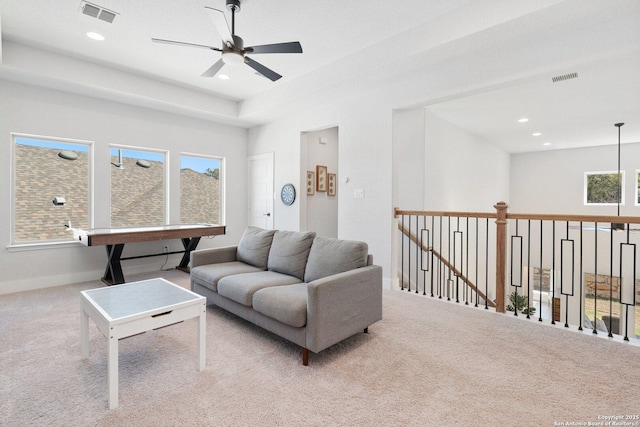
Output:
[
  {"left": 178, "top": 237, "right": 202, "bottom": 270},
  {"left": 103, "top": 244, "right": 125, "bottom": 285}
]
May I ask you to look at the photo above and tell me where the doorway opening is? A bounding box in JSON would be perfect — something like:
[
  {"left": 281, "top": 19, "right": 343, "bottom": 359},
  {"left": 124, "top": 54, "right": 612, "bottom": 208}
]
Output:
[{"left": 301, "top": 127, "right": 338, "bottom": 237}]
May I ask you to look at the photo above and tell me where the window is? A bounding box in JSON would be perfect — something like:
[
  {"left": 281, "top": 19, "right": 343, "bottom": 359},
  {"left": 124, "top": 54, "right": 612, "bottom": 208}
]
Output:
[
  {"left": 584, "top": 171, "right": 625, "bottom": 205},
  {"left": 12, "top": 134, "right": 92, "bottom": 244},
  {"left": 180, "top": 154, "right": 223, "bottom": 225},
  {"left": 110, "top": 146, "right": 167, "bottom": 227}
]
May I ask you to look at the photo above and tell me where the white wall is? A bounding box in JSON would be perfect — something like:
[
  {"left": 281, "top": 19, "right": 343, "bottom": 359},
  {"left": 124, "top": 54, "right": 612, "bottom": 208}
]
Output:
[
  {"left": 304, "top": 127, "right": 338, "bottom": 238},
  {"left": 249, "top": 99, "right": 393, "bottom": 287},
  {"left": 391, "top": 108, "right": 510, "bottom": 291},
  {"left": 424, "top": 109, "right": 510, "bottom": 211},
  {"left": 392, "top": 108, "right": 425, "bottom": 210},
  {"left": 510, "top": 142, "right": 640, "bottom": 215},
  {"left": 0, "top": 80, "right": 248, "bottom": 294}
]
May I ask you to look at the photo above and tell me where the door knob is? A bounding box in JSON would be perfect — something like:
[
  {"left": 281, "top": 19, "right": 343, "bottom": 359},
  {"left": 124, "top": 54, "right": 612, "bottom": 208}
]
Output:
[{"left": 262, "top": 213, "right": 271, "bottom": 216}]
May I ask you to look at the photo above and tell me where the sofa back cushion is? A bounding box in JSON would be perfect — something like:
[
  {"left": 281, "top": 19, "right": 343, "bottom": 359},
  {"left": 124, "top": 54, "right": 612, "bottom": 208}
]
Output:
[
  {"left": 236, "top": 227, "right": 277, "bottom": 269},
  {"left": 267, "top": 230, "right": 316, "bottom": 280},
  {"left": 304, "top": 236, "right": 369, "bottom": 282}
]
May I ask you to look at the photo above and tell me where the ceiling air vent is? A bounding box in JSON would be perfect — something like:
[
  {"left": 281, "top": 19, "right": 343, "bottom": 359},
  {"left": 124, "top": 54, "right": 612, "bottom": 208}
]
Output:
[
  {"left": 80, "top": 1, "right": 118, "bottom": 24},
  {"left": 551, "top": 72, "right": 578, "bottom": 83}
]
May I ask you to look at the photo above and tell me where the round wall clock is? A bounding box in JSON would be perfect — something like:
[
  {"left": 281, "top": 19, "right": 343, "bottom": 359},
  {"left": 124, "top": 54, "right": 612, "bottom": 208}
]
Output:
[{"left": 281, "top": 183, "right": 296, "bottom": 206}]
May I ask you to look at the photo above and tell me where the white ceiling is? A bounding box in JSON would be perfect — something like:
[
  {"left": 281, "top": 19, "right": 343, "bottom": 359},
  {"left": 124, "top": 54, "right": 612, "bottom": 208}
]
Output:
[{"left": 1, "top": 0, "right": 639, "bottom": 153}]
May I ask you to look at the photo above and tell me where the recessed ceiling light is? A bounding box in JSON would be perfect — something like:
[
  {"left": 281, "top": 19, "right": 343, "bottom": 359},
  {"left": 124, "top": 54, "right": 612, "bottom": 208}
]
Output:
[
  {"left": 217, "top": 74, "right": 230, "bottom": 80},
  {"left": 86, "top": 32, "right": 105, "bottom": 41},
  {"left": 543, "top": 142, "right": 552, "bottom": 146},
  {"left": 518, "top": 118, "right": 529, "bottom": 123},
  {"left": 532, "top": 132, "right": 542, "bottom": 136}
]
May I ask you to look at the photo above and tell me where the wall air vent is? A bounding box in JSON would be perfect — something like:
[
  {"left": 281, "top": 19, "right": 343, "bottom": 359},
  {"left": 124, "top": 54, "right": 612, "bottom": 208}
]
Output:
[
  {"left": 80, "top": 1, "right": 118, "bottom": 24},
  {"left": 551, "top": 72, "right": 578, "bottom": 83}
]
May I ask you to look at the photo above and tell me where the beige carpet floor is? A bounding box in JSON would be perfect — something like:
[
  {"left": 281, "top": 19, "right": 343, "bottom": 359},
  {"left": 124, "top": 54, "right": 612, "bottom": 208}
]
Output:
[{"left": 1, "top": 269, "right": 639, "bottom": 427}]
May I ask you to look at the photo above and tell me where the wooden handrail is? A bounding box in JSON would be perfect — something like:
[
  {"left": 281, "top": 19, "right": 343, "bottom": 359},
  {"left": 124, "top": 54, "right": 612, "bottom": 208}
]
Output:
[
  {"left": 395, "top": 207, "right": 640, "bottom": 224},
  {"left": 395, "top": 208, "right": 496, "bottom": 219},
  {"left": 397, "top": 223, "right": 496, "bottom": 308},
  {"left": 395, "top": 203, "right": 640, "bottom": 316}
]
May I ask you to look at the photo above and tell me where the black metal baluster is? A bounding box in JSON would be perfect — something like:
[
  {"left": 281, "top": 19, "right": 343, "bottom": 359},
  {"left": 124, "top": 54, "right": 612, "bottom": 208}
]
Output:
[
  {"left": 526, "top": 220, "right": 531, "bottom": 319},
  {"left": 475, "top": 217, "right": 479, "bottom": 308},
  {"left": 407, "top": 215, "right": 412, "bottom": 293},
  {"left": 560, "top": 221, "right": 575, "bottom": 329},
  {"left": 421, "top": 215, "right": 428, "bottom": 296},
  {"left": 431, "top": 215, "right": 435, "bottom": 297},
  {"left": 551, "top": 221, "right": 556, "bottom": 325},
  {"left": 465, "top": 217, "right": 470, "bottom": 305},
  {"left": 438, "top": 216, "right": 443, "bottom": 299},
  {"left": 447, "top": 216, "right": 452, "bottom": 301},
  {"left": 485, "top": 218, "right": 489, "bottom": 310},
  {"left": 511, "top": 220, "right": 523, "bottom": 317},
  {"left": 619, "top": 225, "right": 635, "bottom": 341},
  {"left": 538, "top": 220, "right": 543, "bottom": 322},
  {"left": 401, "top": 215, "right": 405, "bottom": 291},
  {"left": 578, "top": 222, "right": 584, "bottom": 331},
  {"left": 593, "top": 222, "right": 598, "bottom": 334},
  {"left": 608, "top": 221, "right": 614, "bottom": 337},
  {"left": 416, "top": 214, "right": 420, "bottom": 294},
  {"left": 454, "top": 217, "right": 461, "bottom": 304}
]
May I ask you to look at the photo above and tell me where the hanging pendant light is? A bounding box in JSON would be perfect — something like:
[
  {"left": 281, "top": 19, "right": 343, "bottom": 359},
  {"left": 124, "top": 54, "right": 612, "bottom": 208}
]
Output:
[{"left": 612, "top": 122, "right": 625, "bottom": 231}]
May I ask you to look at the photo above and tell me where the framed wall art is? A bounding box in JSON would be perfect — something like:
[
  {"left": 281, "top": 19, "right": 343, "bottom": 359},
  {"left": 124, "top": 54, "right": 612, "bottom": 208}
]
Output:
[
  {"left": 306, "top": 170, "right": 315, "bottom": 195},
  {"left": 328, "top": 173, "right": 336, "bottom": 196},
  {"left": 316, "top": 165, "right": 327, "bottom": 192}
]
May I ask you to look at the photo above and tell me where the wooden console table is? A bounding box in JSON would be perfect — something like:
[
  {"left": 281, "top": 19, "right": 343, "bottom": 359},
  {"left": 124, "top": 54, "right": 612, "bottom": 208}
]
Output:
[{"left": 73, "top": 224, "right": 226, "bottom": 284}]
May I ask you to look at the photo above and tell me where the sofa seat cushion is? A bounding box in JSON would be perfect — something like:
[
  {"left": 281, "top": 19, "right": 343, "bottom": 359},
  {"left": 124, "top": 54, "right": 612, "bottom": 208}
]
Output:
[
  {"left": 267, "top": 230, "right": 316, "bottom": 280},
  {"left": 304, "top": 236, "right": 369, "bottom": 282},
  {"left": 217, "top": 271, "right": 302, "bottom": 307},
  {"left": 237, "top": 227, "right": 277, "bottom": 269},
  {"left": 252, "top": 283, "right": 308, "bottom": 328},
  {"left": 191, "top": 262, "right": 263, "bottom": 292}
]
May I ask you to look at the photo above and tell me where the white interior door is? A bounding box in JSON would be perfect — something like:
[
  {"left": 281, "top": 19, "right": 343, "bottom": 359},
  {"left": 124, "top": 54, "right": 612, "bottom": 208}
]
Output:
[{"left": 247, "top": 153, "right": 274, "bottom": 229}]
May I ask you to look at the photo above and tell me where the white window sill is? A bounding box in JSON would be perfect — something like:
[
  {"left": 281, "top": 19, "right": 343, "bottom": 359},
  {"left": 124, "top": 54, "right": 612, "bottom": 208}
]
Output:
[{"left": 6, "top": 240, "right": 84, "bottom": 252}]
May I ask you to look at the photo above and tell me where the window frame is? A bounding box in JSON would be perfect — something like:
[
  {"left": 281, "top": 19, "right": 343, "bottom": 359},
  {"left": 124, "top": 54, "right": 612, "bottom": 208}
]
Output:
[
  {"left": 179, "top": 152, "right": 226, "bottom": 226},
  {"left": 109, "top": 144, "right": 170, "bottom": 227},
  {"left": 9, "top": 132, "right": 94, "bottom": 250},
  {"left": 583, "top": 170, "right": 625, "bottom": 206}
]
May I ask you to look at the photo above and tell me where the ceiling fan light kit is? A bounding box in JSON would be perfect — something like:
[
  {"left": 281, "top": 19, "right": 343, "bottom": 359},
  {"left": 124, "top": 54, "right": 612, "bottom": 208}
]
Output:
[{"left": 151, "top": 0, "right": 302, "bottom": 81}]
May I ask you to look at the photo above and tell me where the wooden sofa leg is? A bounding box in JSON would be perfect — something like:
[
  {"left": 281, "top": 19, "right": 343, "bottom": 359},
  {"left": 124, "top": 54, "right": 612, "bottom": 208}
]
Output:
[{"left": 302, "top": 348, "right": 309, "bottom": 366}]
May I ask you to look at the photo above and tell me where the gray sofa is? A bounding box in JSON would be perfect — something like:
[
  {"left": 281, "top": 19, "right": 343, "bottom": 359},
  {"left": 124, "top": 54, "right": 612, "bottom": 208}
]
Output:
[{"left": 190, "top": 227, "right": 383, "bottom": 365}]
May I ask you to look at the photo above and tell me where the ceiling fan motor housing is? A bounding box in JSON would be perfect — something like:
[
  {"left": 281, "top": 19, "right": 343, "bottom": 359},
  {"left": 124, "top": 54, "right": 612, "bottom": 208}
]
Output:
[{"left": 226, "top": 0, "right": 241, "bottom": 12}]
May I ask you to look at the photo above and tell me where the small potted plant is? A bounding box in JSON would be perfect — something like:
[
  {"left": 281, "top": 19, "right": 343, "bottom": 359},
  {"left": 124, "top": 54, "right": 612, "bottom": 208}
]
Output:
[{"left": 506, "top": 291, "right": 536, "bottom": 315}]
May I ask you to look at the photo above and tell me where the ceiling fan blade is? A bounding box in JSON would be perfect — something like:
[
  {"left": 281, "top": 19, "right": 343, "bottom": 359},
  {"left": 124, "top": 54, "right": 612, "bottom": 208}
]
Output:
[
  {"left": 152, "top": 38, "right": 221, "bottom": 51},
  {"left": 246, "top": 41, "right": 303, "bottom": 54},
  {"left": 244, "top": 57, "right": 282, "bottom": 81},
  {"left": 204, "top": 7, "right": 233, "bottom": 44},
  {"left": 201, "top": 59, "right": 225, "bottom": 77}
]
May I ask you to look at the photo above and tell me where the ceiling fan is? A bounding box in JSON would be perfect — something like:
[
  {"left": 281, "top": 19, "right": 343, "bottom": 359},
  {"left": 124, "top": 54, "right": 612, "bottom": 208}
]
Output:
[{"left": 151, "top": 0, "right": 303, "bottom": 81}]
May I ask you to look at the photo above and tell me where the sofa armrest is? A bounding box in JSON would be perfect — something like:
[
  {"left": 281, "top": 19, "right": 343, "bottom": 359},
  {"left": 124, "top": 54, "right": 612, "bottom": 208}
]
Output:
[
  {"left": 305, "top": 265, "right": 383, "bottom": 353},
  {"left": 190, "top": 245, "right": 238, "bottom": 268}
]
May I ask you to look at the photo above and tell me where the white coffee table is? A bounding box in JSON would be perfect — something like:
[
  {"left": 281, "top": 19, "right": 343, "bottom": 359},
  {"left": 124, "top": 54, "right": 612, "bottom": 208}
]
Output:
[{"left": 80, "top": 278, "right": 206, "bottom": 409}]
